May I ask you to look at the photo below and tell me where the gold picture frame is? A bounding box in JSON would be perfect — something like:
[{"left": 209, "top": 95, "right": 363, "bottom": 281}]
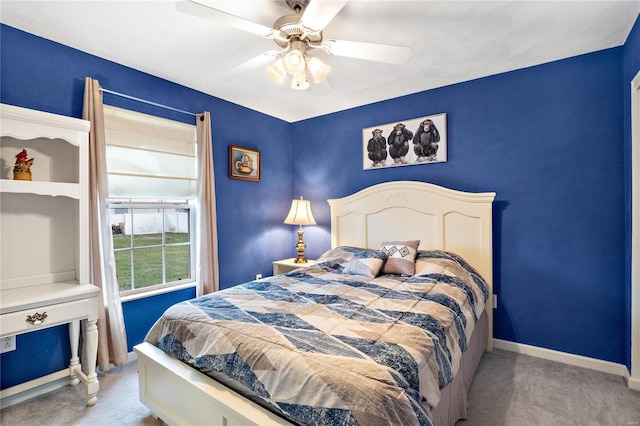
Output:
[{"left": 229, "top": 145, "right": 261, "bottom": 182}]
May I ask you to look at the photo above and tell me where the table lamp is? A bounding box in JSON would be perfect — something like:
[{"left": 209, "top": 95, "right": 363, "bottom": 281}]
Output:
[{"left": 284, "top": 196, "right": 317, "bottom": 263}]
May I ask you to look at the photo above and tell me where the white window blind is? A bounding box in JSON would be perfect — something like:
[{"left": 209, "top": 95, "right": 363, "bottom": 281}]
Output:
[{"left": 103, "top": 105, "right": 197, "bottom": 199}]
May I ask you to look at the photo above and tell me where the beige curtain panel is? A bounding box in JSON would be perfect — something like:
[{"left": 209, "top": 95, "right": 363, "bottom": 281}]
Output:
[
  {"left": 196, "top": 112, "right": 220, "bottom": 295},
  {"left": 83, "top": 77, "right": 129, "bottom": 371}
]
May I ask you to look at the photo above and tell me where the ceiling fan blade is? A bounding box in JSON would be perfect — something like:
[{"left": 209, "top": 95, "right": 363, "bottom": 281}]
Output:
[
  {"left": 300, "top": 0, "right": 349, "bottom": 32},
  {"left": 323, "top": 40, "right": 411, "bottom": 64},
  {"left": 228, "top": 51, "right": 280, "bottom": 74},
  {"left": 176, "top": 1, "right": 279, "bottom": 38}
]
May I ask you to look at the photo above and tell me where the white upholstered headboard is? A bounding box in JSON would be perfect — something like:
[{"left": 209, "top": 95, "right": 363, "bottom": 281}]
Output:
[{"left": 328, "top": 180, "right": 496, "bottom": 348}]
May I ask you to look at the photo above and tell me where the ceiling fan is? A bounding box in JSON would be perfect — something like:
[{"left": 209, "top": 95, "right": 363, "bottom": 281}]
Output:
[{"left": 176, "top": 0, "right": 412, "bottom": 90}]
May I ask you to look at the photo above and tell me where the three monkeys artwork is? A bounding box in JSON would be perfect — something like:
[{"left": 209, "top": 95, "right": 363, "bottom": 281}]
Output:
[{"left": 363, "top": 113, "right": 446, "bottom": 170}]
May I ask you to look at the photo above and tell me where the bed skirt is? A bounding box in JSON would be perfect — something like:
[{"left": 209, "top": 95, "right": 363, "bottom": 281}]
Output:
[{"left": 431, "top": 311, "right": 488, "bottom": 426}]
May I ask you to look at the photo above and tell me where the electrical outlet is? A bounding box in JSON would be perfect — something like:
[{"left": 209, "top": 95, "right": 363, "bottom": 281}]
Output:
[
  {"left": 1, "top": 336, "right": 16, "bottom": 353},
  {"left": 256, "top": 274, "right": 262, "bottom": 280}
]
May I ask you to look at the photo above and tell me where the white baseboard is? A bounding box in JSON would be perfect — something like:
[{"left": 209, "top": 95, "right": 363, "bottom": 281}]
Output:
[
  {"left": 0, "top": 370, "right": 71, "bottom": 409},
  {"left": 629, "top": 376, "right": 640, "bottom": 391},
  {"left": 493, "top": 339, "right": 630, "bottom": 382}
]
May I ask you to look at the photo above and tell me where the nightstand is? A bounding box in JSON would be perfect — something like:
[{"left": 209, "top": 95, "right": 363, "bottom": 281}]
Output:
[{"left": 273, "top": 258, "right": 317, "bottom": 275}]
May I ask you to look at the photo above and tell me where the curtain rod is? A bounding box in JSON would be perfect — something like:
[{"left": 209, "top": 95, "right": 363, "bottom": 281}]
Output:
[{"left": 100, "top": 87, "right": 200, "bottom": 118}]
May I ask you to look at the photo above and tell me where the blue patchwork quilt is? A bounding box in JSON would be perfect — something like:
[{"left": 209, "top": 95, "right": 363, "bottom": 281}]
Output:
[{"left": 145, "top": 250, "right": 488, "bottom": 426}]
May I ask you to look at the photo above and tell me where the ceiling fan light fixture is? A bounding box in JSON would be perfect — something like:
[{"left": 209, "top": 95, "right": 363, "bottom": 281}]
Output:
[
  {"left": 283, "top": 40, "right": 307, "bottom": 75},
  {"left": 306, "top": 56, "right": 331, "bottom": 83},
  {"left": 266, "top": 59, "right": 287, "bottom": 84},
  {"left": 291, "top": 70, "right": 310, "bottom": 90},
  {"left": 178, "top": 0, "right": 414, "bottom": 92}
]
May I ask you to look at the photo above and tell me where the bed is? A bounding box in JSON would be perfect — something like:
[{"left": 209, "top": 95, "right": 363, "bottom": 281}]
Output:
[{"left": 134, "top": 180, "right": 495, "bottom": 426}]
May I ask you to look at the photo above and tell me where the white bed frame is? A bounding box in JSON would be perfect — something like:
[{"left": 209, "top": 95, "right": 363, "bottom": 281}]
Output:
[{"left": 134, "top": 181, "right": 496, "bottom": 426}]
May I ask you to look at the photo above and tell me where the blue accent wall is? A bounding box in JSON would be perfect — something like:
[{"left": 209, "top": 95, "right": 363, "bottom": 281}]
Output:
[
  {"left": 0, "top": 12, "right": 638, "bottom": 388},
  {"left": 0, "top": 24, "right": 293, "bottom": 388},
  {"left": 122, "top": 287, "right": 196, "bottom": 352},
  {"left": 1, "top": 325, "right": 70, "bottom": 389},
  {"left": 292, "top": 48, "right": 628, "bottom": 365},
  {"left": 622, "top": 15, "right": 640, "bottom": 371}
]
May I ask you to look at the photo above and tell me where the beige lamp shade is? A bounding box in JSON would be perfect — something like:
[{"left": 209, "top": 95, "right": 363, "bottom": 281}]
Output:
[{"left": 284, "top": 197, "right": 317, "bottom": 226}]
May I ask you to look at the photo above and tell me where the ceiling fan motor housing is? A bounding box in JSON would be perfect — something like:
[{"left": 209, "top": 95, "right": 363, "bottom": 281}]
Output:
[{"left": 273, "top": 2, "right": 323, "bottom": 49}]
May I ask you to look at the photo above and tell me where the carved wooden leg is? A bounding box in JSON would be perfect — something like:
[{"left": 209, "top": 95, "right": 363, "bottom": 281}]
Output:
[
  {"left": 84, "top": 318, "right": 99, "bottom": 407},
  {"left": 68, "top": 320, "right": 81, "bottom": 386}
]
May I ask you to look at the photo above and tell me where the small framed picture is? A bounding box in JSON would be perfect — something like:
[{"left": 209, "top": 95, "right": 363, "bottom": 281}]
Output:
[{"left": 229, "top": 145, "right": 261, "bottom": 182}]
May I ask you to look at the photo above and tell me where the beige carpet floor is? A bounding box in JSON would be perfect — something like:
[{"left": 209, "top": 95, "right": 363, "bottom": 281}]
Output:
[
  {"left": 1, "top": 349, "right": 638, "bottom": 425},
  {"left": 457, "top": 349, "right": 639, "bottom": 426},
  {"left": 0, "top": 354, "right": 162, "bottom": 426}
]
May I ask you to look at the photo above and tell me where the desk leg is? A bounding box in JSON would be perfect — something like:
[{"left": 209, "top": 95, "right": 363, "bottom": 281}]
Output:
[
  {"left": 84, "top": 318, "right": 99, "bottom": 407},
  {"left": 68, "top": 320, "right": 81, "bottom": 386}
]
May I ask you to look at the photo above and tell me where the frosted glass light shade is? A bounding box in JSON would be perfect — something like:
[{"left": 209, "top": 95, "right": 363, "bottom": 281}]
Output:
[
  {"left": 283, "top": 49, "right": 306, "bottom": 75},
  {"left": 283, "top": 40, "right": 307, "bottom": 76},
  {"left": 266, "top": 59, "right": 287, "bottom": 84},
  {"left": 306, "top": 56, "right": 331, "bottom": 83}
]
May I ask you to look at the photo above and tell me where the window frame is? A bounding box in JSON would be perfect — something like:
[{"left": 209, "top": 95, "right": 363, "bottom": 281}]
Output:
[{"left": 110, "top": 200, "right": 196, "bottom": 299}]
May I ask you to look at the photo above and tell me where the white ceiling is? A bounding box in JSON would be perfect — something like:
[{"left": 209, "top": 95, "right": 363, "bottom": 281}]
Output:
[{"left": 1, "top": 1, "right": 639, "bottom": 122}]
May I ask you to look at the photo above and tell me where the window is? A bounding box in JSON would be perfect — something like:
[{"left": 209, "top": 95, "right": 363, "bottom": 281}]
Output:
[
  {"left": 110, "top": 203, "right": 194, "bottom": 293},
  {"left": 104, "top": 106, "right": 197, "bottom": 295}
]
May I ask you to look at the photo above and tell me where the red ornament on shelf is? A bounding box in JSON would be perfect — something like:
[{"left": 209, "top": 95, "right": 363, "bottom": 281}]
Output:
[{"left": 13, "top": 149, "right": 34, "bottom": 181}]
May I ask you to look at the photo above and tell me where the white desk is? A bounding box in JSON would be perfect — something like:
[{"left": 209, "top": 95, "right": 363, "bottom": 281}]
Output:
[{"left": 0, "top": 283, "right": 100, "bottom": 407}]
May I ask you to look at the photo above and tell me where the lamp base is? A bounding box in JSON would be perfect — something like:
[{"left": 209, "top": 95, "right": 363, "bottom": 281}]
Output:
[{"left": 294, "top": 229, "right": 308, "bottom": 263}]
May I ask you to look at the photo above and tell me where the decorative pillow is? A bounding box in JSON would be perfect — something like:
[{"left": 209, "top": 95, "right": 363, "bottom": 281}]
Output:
[
  {"left": 380, "top": 240, "right": 420, "bottom": 275},
  {"left": 317, "top": 246, "right": 387, "bottom": 277}
]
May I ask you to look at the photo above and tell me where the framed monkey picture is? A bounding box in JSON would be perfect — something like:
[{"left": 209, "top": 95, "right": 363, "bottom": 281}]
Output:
[{"left": 362, "top": 113, "right": 447, "bottom": 170}]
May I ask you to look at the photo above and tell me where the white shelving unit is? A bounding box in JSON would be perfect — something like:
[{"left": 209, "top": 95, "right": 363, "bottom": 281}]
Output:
[
  {"left": 0, "top": 104, "right": 100, "bottom": 407},
  {"left": 0, "top": 179, "right": 80, "bottom": 198}
]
